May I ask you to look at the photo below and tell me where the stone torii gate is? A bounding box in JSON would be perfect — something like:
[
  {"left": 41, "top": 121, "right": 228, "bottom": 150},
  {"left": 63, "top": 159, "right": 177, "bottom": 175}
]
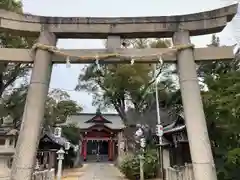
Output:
[{"left": 0, "top": 3, "right": 238, "bottom": 180}]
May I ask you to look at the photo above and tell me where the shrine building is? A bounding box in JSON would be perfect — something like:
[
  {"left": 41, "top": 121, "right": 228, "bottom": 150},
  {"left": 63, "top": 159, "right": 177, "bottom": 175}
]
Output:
[{"left": 62, "top": 110, "right": 125, "bottom": 162}]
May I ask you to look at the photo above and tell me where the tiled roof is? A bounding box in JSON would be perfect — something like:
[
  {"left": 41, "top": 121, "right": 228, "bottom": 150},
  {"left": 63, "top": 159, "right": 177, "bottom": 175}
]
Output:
[
  {"left": 0, "top": 127, "right": 18, "bottom": 136},
  {"left": 41, "top": 132, "right": 74, "bottom": 148},
  {"left": 125, "top": 108, "right": 179, "bottom": 129},
  {"left": 62, "top": 113, "right": 125, "bottom": 130},
  {"left": 85, "top": 112, "right": 112, "bottom": 124}
]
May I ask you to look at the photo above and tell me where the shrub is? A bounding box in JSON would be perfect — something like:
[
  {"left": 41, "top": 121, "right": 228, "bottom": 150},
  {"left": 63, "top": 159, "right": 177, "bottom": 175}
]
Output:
[{"left": 120, "top": 149, "right": 158, "bottom": 180}]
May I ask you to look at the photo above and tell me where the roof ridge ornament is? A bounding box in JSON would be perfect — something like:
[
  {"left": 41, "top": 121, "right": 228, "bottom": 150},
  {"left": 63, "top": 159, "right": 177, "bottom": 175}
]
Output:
[{"left": 96, "top": 108, "right": 102, "bottom": 115}]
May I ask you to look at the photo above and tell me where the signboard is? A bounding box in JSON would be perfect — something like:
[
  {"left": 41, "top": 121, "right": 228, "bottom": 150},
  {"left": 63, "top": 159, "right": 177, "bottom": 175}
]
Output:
[
  {"left": 140, "top": 138, "right": 146, "bottom": 148},
  {"left": 120, "top": 141, "right": 125, "bottom": 150},
  {"left": 156, "top": 124, "right": 163, "bottom": 137}
]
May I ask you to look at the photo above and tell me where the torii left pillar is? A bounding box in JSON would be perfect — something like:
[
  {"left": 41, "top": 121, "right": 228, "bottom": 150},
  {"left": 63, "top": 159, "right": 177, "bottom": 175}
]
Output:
[{"left": 10, "top": 30, "right": 56, "bottom": 180}]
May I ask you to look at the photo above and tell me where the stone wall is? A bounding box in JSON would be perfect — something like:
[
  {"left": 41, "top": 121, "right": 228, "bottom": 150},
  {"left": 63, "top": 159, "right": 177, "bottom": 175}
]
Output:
[
  {"left": 32, "top": 169, "right": 55, "bottom": 180},
  {"left": 166, "top": 164, "right": 194, "bottom": 180}
]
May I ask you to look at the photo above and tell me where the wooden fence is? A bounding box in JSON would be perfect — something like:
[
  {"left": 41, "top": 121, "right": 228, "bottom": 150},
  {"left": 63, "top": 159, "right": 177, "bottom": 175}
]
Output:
[{"left": 166, "top": 164, "right": 194, "bottom": 180}]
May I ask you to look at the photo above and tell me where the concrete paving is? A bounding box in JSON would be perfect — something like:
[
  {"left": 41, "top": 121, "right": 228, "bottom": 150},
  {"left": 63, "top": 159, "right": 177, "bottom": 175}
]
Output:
[{"left": 78, "top": 163, "right": 127, "bottom": 180}]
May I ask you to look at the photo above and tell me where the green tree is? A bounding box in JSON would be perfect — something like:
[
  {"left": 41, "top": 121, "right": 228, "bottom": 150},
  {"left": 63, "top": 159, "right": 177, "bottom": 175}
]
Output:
[
  {"left": 44, "top": 89, "right": 83, "bottom": 127},
  {"left": 202, "top": 71, "right": 240, "bottom": 180},
  {"left": 0, "top": 1, "right": 82, "bottom": 129},
  {"left": 1, "top": 87, "right": 82, "bottom": 128},
  {"left": 0, "top": 83, "right": 28, "bottom": 126},
  {"left": 197, "top": 34, "right": 238, "bottom": 80},
  {"left": 0, "top": 0, "right": 35, "bottom": 96},
  {"left": 76, "top": 38, "right": 176, "bottom": 123},
  {"left": 62, "top": 124, "right": 80, "bottom": 145},
  {"left": 198, "top": 35, "right": 240, "bottom": 180},
  {"left": 130, "top": 35, "right": 240, "bottom": 179}
]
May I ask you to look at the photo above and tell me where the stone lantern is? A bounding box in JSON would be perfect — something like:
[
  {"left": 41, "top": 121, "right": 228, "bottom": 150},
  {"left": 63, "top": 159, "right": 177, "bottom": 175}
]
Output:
[
  {"left": 56, "top": 148, "right": 65, "bottom": 180},
  {"left": 0, "top": 128, "right": 18, "bottom": 180}
]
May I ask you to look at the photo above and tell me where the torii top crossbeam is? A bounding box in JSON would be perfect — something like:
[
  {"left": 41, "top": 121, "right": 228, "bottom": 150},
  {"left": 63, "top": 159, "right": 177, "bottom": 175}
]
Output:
[
  {"left": 0, "top": 3, "right": 238, "bottom": 64},
  {"left": 0, "top": 3, "right": 237, "bottom": 38}
]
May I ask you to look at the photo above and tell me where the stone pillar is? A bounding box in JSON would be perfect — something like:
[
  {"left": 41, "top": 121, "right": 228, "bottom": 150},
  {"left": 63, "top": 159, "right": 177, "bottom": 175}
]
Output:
[
  {"left": 0, "top": 155, "right": 11, "bottom": 180},
  {"left": 163, "top": 148, "right": 170, "bottom": 169},
  {"left": 5, "top": 138, "right": 10, "bottom": 148},
  {"left": 163, "top": 148, "right": 171, "bottom": 180},
  {"left": 106, "top": 35, "right": 123, "bottom": 164},
  {"left": 74, "top": 138, "right": 82, "bottom": 167},
  {"left": 117, "top": 131, "right": 124, "bottom": 165},
  {"left": 48, "top": 151, "right": 54, "bottom": 170},
  {"left": 10, "top": 31, "right": 56, "bottom": 180},
  {"left": 173, "top": 31, "right": 217, "bottom": 180},
  {"left": 106, "top": 36, "right": 121, "bottom": 51}
]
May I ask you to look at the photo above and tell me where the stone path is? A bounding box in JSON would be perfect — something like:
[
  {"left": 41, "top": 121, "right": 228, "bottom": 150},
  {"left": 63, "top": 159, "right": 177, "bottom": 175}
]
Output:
[
  {"left": 78, "top": 163, "right": 127, "bottom": 180},
  {"left": 62, "top": 163, "right": 127, "bottom": 180}
]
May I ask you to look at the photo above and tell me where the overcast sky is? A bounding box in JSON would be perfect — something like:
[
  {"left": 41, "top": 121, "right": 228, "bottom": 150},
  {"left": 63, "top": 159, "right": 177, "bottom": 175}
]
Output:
[{"left": 21, "top": 0, "right": 238, "bottom": 113}]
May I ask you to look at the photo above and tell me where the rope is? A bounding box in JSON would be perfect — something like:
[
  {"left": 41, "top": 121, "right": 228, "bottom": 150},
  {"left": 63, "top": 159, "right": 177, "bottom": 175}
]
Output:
[
  {"left": 31, "top": 43, "right": 194, "bottom": 62},
  {"left": 32, "top": 43, "right": 119, "bottom": 60}
]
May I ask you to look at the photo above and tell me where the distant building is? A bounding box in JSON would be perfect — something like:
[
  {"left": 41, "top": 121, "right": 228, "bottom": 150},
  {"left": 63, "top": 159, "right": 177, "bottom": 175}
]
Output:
[
  {"left": 62, "top": 107, "right": 191, "bottom": 168},
  {"left": 125, "top": 108, "right": 191, "bottom": 169},
  {"left": 62, "top": 109, "right": 125, "bottom": 162},
  {"left": 0, "top": 123, "right": 75, "bottom": 176}
]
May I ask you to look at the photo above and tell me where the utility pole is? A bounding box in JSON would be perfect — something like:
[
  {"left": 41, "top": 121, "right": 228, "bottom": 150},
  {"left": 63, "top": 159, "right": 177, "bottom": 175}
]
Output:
[
  {"left": 154, "top": 64, "right": 164, "bottom": 179},
  {"left": 140, "top": 138, "right": 146, "bottom": 180},
  {"left": 139, "top": 153, "right": 144, "bottom": 180}
]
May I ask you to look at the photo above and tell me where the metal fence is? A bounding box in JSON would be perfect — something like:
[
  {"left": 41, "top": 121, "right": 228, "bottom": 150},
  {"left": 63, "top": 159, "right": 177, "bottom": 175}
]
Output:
[
  {"left": 166, "top": 164, "right": 194, "bottom": 180},
  {"left": 32, "top": 169, "right": 55, "bottom": 180}
]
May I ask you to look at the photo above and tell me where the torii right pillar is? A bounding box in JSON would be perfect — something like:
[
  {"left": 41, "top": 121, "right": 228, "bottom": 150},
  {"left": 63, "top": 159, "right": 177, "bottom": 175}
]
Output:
[{"left": 173, "top": 30, "right": 217, "bottom": 180}]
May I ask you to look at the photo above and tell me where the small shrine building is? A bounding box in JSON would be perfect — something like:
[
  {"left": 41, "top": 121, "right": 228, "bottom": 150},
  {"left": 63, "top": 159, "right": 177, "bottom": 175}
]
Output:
[{"left": 63, "top": 110, "right": 125, "bottom": 162}]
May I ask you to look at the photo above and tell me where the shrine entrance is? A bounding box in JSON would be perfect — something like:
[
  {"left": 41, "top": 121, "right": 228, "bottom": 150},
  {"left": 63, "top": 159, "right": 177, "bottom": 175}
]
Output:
[
  {"left": 81, "top": 126, "right": 118, "bottom": 162},
  {"left": 76, "top": 110, "right": 122, "bottom": 162},
  {"left": 87, "top": 140, "right": 109, "bottom": 161}
]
